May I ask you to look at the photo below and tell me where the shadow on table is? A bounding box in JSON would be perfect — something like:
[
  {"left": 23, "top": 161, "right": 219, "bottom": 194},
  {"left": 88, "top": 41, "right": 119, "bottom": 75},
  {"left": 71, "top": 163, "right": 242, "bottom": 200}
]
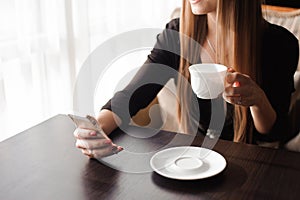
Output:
[
  {"left": 151, "top": 162, "right": 247, "bottom": 194},
  {"left": 81, "top": 159, "right": 120, "bottom": 199}
]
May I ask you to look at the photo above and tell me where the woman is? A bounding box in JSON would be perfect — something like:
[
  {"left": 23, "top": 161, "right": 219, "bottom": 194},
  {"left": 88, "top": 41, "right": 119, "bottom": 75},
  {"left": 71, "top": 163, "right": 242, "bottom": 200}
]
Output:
[{"left": 74, "top": 0, "right": 299, "bottom": 158}]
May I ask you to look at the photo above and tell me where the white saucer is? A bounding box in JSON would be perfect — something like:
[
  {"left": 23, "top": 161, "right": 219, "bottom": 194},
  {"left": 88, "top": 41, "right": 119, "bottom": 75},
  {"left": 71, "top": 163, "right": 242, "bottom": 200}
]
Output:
[{"left": 150, "top": 146, "right": 226, "bottom": 180}]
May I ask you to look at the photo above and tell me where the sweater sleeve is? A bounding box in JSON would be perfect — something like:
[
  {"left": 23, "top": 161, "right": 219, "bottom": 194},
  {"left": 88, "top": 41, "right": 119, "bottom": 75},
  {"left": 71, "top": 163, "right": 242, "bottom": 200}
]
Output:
[
  {"left": 256, "top": 23, "right": 299, "bottom": 143},
  {"left": 101, "top": 18, "right": 181, "bottom": 125}
]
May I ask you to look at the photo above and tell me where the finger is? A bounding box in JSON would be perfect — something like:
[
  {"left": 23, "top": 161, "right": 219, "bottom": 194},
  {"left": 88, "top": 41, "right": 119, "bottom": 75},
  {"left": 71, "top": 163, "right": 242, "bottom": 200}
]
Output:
[
  {"left": 232, "top": 96, "right": 243, "bottom": 105},
  {"left": 81, "top": 145, "right": 123, "bottom": 159},
  {"left": 227, "top": 67, "right": 235, "bottom": 73},
  {"left": 226, "top": 72, "right": 249, "bottom": 85},
  {"left": 76, "top": 138, "right": 113, "bottom": 149},
  {"left": 224, "top": 85, "right": 244, "bottom": 97},
  {"left": 73, "top": 128, "right": 105, "bottom": 139},
  {"left": 226, "top": 72, "right": 238, "bottom": 84},
  {"left": 90, "top": 145, "right": 124, "bottom": 158},
  {"left": 223, "top": 94, "right": 243, "bottom": 106},
  {"left": 81, "top": 146, "right": 123, "bottom": 157},
  {"left": 81, "top": 148, "right": 94, "bottom": 157}
]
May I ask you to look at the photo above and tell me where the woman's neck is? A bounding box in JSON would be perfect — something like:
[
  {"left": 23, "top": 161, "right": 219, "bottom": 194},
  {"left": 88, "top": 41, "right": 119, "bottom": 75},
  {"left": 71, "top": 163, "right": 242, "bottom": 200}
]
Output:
[{"left": 207, "top": 13, "right": 217, "bottom": 43}]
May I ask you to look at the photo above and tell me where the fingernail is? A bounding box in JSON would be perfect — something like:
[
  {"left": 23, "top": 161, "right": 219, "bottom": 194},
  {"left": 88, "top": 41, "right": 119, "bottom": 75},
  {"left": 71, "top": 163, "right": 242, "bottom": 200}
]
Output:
[
  {"left": 118, "top": 146, "right": 124, "bottom": 151},
  {"left": 78, "top": 140, "right": 84, "bottom": 146},
  {"left": 233, "top": 81, "right": 240, "bottom": 87},
  {"left": 89, "top": 131, "right": 97, "bottom": 136}
]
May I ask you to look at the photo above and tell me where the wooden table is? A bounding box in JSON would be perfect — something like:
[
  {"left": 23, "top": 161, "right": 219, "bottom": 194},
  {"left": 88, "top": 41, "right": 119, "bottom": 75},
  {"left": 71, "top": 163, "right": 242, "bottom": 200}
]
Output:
[{"left": 1, "top": 114, "right": 300, "bottom": 200}]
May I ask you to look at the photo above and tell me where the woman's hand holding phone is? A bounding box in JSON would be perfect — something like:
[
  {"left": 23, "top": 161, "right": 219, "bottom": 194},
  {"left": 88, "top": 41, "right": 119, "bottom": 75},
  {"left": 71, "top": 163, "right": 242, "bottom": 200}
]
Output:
[{"left": 69, "top": 114, "right": 123, "bottom": 159}]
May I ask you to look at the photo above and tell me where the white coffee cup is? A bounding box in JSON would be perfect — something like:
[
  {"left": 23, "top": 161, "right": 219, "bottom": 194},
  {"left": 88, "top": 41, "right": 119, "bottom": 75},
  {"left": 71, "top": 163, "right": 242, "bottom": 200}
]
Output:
[{"left": 189, "top": 63, "right": 227, "bottom": 99}]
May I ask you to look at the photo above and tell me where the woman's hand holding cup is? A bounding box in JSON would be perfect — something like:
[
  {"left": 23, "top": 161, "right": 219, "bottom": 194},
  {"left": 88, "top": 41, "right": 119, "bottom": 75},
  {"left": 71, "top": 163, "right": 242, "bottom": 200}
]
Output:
[{"left": 223, "top": 68, "right": 265, "bottom": 107}]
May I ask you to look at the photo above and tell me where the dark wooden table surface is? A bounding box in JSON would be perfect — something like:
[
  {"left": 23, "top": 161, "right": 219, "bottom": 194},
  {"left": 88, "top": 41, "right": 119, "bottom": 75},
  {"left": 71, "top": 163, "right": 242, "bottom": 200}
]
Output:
[{"left": 1, "top": 114, "right": 300, "bottom": 200}]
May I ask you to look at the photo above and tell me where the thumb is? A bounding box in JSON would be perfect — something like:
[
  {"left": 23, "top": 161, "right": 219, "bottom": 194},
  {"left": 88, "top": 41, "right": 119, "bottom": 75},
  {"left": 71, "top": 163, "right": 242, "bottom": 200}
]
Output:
[{"left": 227, "top": 67, "right": 235, "bottom": 73}]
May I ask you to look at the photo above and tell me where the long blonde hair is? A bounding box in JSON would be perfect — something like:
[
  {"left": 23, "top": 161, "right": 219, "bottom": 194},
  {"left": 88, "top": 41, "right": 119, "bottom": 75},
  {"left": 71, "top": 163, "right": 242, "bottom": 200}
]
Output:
[{"left": 178, "top": 0, "right": 265, "bottom": 143}]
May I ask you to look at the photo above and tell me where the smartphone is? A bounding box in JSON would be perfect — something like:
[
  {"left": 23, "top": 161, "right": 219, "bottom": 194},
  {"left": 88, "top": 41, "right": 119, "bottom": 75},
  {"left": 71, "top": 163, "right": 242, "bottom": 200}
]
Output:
[{"left": 68, "top": 114, "right": 108, "bottom": 139}]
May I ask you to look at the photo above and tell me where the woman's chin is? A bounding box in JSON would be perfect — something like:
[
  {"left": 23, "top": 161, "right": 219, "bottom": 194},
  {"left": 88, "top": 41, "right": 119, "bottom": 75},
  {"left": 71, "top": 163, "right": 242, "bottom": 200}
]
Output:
[{"left": 191, "top": 7, "right": 207, "bottom": 15}]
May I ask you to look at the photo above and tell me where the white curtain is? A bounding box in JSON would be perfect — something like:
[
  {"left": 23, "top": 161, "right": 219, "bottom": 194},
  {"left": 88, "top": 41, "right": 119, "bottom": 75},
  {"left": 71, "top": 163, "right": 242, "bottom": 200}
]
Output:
[{"left": 0, "top": 0, "right": 182, "bottom": 141}]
